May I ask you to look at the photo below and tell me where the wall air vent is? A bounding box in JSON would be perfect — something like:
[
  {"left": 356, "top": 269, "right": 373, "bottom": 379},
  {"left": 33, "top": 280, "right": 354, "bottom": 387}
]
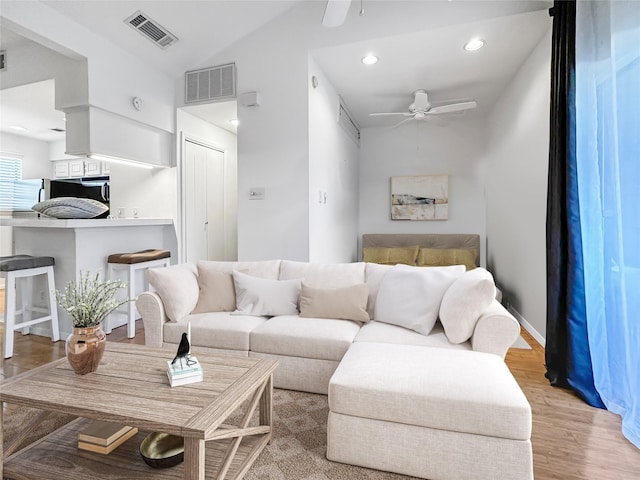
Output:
[
  {"left": 0, "top": 50, "right": 6, "bottom": 71},
  {"left": 337, "top": 96, "right": 360, "bottom": 145},
  {"left": 124, "top": 10, "right": 177, "bottom": 49},
  {"left": 185, "top": 63, "right": 236, "bottom": 104}
]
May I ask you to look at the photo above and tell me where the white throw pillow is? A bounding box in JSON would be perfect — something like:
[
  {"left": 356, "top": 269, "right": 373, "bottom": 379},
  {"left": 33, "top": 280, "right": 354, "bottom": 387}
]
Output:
[
  {"left": 439, "top": 267, "right": 496, "bottom": 344},
  {"left": 232, "top": 270, "right": 301, "bottom": 317},
  {"left": 147, "top": 265, "right": 199, "bottom": 322},
  {"left": 374, "top": 264, "right": 465, "bottom": 335}
]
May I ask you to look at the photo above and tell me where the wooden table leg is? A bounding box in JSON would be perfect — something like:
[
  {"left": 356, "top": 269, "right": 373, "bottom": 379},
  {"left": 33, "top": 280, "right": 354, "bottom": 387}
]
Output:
[
  {"left": 183, "top": 437, "right": 205, "bottom": 480},
  {"left": 1, "top": 400, "right": 4, "bottom": 479},
  {"left": 259, "top": 375, "right": 273, "bottom": 442}
]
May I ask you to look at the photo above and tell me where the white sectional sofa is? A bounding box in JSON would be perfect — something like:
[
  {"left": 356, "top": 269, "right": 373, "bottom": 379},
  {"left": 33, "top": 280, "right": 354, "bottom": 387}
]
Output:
[
  {"left": 136, "top": 256, "right": 532, "bottom": 479},
  {"left": 137, "top": 259, "right": 520, "bottom": 394}
]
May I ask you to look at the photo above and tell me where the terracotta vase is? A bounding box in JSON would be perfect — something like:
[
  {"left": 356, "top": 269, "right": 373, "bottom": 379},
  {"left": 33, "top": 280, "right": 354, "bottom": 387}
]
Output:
[{"left": 66, "top": 325, "right": 106, "bottom": 375}]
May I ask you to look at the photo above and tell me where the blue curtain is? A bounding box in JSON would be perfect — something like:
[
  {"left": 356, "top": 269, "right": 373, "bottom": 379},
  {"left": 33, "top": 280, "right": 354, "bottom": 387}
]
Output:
[
  {"left": 545, "top": 0, "right": 604, "bottom": 408},
  {"left": 575, "top": 0, "right": 640, "bottom": 448}
]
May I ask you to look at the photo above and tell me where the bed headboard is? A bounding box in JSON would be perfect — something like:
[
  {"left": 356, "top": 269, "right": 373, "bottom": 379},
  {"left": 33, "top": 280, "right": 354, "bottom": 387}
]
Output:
[{"left": 362, "top": 233, "right": 481, "bottom": 266}]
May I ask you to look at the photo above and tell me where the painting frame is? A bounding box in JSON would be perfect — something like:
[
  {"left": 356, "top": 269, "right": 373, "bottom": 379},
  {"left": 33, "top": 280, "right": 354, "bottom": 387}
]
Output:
[{"left": 390, "top": 174, "right": 449, "bottom": 220}]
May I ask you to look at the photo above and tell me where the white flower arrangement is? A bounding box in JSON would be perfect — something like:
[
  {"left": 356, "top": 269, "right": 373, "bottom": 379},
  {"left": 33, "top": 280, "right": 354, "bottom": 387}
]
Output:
[{"left": 55, "top": 271, "right": 132, "bottom": 328}]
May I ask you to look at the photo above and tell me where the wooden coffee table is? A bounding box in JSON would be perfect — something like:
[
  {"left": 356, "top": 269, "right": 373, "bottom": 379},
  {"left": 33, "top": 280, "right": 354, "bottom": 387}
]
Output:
[{"left": 0, "top": 343, "right": 278, "bottom": 480}]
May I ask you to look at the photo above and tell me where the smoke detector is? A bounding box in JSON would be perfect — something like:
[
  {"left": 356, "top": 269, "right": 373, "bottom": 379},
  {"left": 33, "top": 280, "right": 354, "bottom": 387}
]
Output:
[{"left": 124, "top": 10, "right": 178, "bottom": 49}]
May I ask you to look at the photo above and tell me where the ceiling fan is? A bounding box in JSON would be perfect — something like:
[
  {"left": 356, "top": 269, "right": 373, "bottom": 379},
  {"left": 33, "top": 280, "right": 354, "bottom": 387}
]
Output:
[
  {"left": 370, "top": 90, "right": 477, "bottom": 128},
  {"left": 322, "top": 0, "right": 352, "bottom": 27}
]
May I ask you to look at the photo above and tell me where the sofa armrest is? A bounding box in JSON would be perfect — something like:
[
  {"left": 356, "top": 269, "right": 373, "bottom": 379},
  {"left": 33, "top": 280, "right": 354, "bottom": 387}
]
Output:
[
  {"left": 470, "top": 299, "right": 520, "bottom": 359},
  {"left": 136, "top": 291, "right": 168, "bottom": 348}
]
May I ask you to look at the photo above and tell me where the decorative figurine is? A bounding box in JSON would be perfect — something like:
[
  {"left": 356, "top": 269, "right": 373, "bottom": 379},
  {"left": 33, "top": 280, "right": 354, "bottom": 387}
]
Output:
[{"left": 171, "top": 333, "right": 196, "bottom": 369}]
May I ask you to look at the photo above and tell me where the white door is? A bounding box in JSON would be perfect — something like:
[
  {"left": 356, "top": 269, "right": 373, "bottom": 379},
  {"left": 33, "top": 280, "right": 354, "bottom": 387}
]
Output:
[{"left": 184, "top": 140, "right": 225, "bottom": 263}]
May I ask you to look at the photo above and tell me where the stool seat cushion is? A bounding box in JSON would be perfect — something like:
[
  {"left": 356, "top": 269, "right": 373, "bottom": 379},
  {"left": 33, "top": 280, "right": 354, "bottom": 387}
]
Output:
[
  {"left": 108, "top": 249, "right": 170, "bottom": 264},
  {"left": 0, "top": 255, "right": 55, "bottom": 271},
  {"left": 329, "top": 342, "right": 531, "bottom": 441}
]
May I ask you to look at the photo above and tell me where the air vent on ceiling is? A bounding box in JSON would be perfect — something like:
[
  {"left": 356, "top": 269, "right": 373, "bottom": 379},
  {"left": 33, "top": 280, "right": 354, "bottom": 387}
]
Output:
[
  {"left": 185, "top": 63, "right": 236, "bottom": 104},
  {"left": 124, "top": 10, "right": 177, "bottom": 49},
  {"left": 50, "top": 128, "right": 65, "bottom": 132}
]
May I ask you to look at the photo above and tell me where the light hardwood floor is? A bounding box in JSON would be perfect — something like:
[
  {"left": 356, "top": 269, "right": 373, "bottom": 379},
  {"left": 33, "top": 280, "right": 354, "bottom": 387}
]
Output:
[{"left": 1, "top": 298, "right": 639, "bottom": 479}]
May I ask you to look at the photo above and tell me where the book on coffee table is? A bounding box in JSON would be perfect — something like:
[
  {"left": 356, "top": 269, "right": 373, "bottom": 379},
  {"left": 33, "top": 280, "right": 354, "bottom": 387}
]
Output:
[{"left": 77, "top": 421, "right": 138, "bottom": 454}]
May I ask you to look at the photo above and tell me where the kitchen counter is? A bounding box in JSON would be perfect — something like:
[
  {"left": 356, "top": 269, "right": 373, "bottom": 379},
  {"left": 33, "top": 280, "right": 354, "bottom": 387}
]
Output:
[
  {"left": 7, "top": 217, "right": 178, "bottom": 337},
  {"left": 1, "top": 217, "right": 173, "bottom": 228}
]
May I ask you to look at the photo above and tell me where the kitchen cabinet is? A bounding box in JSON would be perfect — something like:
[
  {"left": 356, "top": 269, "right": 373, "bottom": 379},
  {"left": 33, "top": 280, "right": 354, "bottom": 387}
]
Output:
[
  {"left": 52, "top": 159, "right": 107, "bottom": 179},
  {"left": 84, "top": 159, "right": 102, "bottom": 177}
]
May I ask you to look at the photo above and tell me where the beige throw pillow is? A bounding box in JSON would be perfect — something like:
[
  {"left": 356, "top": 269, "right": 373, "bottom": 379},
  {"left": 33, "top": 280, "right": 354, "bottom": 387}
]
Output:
[
  {"left": 439, "top": 267, "right": 496, "bottom": 344},
  {"left": 192, "top": 266, "right": 237, "bottom": 313},
  {"left": 147, "top": 265, "right": 199, "bottom": 322},
  {"left": 299, "top": 283, "right": 370, "bottom": 323}
]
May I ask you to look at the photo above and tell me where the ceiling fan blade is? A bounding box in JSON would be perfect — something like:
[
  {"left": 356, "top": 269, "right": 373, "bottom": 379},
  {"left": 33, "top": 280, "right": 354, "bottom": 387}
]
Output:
[
  {"left": 322, "top": 0, "right": 351, "bottom": 27},
  {"left": 370, "top": 112, "right": 413, "bottom": 117},
  {"left": 391, "top": 117, "right": 416, "bottom": 129},
  {"left": 427, "top": 101, "right": 477, "bottom": 115},
  {"left": 413, "top": 90, "right": 430, "bottom": 111}
]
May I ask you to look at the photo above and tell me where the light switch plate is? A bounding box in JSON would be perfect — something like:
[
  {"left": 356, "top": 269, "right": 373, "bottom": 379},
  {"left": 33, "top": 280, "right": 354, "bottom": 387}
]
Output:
[{"left": 249, "top": 188, "right": 265, "bottom": 200}]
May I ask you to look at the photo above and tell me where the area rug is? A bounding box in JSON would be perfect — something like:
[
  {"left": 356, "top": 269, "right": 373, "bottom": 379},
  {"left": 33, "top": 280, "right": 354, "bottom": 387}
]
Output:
[{"left": 3, "top": 389, "right": 418, "bottom": 480}]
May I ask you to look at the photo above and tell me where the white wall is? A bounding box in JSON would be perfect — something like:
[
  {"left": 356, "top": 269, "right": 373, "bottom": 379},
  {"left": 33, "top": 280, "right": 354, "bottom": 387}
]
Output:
[
  {"left": 0, "top": 132, "right": 51, "bottom": 179},
  {"left": 484, "top": 27, "right": 552, "bottom": 342},
  {"left": 308, "top": 56, "right": 360, "bottom": 263},
  {"left": 108, "top": 164, "right": 177, "bottom": 223},
  {"left": 358, "top": 118, "right": 488, "bottom": 264},
  {"left": 2, "top": 1, "right": 175, "bottom": 133},
  {"left": 176, "top": 109, "right": 238, "bottom": 261}
]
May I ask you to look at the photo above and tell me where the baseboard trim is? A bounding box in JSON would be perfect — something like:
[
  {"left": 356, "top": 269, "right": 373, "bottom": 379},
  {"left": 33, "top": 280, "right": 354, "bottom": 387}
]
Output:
[{"left": 507, "top": 305, "right": 546, "bottom": 347}]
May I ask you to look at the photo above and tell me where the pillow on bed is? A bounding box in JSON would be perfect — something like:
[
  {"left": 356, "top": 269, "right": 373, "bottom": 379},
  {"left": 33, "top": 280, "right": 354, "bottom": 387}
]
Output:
[
  {"left": 363, "top": 246, "right": 419, "bottom": 265},
  {"left": 32, "top": 197, "right": 109, "bottom": 219},
  {"left": 417, "top": 248, "right": 477, "bottom": 270}
]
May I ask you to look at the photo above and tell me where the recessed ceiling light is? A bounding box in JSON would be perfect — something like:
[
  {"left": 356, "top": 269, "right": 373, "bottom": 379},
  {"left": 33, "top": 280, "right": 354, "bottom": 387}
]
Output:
[
  {"left": 464, "top": 38, "right": 485, "bottom": 52},
  {"left": 361, "top": 54, "right": 378, "bottom": 65},
  {"left": 228, "top": 119, "right": 239, "bottom": 126},
  {"left": 8, "top": 125, "right": 28, "bottom": 132}
]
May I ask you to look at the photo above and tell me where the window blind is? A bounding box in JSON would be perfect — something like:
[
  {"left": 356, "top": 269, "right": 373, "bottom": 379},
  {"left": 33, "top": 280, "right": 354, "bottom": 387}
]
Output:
[{"left": 0, "top": 155, "right": 41, "bottom": 211}]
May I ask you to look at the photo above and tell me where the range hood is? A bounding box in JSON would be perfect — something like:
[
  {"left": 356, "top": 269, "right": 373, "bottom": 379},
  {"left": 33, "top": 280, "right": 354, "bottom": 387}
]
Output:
[{"left": 64, "top": 106, "right": 173, "bottom": 168}]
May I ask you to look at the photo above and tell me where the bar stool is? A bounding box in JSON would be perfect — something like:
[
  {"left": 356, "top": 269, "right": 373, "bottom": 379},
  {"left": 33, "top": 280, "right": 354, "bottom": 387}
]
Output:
[
  {"left": 1, "top": 255, "right": 60, "bottom": 358},
  {"left": 106, "top": 249, "right": 171, "bottom": 338}
]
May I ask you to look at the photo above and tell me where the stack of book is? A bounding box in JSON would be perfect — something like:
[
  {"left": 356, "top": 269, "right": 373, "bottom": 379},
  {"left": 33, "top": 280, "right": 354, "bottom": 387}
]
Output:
[
  {"left": 166, "top": 356, "right": 203, "bottom": 387},
  {"left": 77, "top": 421, "right": 138, "bottom": 454}
]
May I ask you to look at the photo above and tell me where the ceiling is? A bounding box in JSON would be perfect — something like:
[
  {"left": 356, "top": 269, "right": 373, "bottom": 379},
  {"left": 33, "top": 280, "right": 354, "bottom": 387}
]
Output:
[{"left": 0, "top": 0, "right": 552, "bottom": 142}]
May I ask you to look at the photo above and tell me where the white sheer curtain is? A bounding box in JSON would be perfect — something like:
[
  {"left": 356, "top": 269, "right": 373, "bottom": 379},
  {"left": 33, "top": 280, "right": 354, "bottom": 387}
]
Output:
[{"left": 576, "top": 0, "right": 640, "bottom": 448}]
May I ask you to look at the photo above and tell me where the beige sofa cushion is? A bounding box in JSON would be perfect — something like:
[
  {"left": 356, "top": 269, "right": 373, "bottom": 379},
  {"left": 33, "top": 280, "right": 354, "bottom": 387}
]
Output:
[
  {"left": 329, "top": 342, "right": 531, "bottom": 441},
  {"left": 354, "top": 320, "right": 470, "bottom": 351},
  {"left": 300, "top": 283, "right": 370, "bottom": 323},
  {"left": 250, "top": 315, "right": 360, "bottom": 361},
  {"left": 364, "top": 262, "right": 393, "bottom": 319},
  {"left": 147, "top": 264, "right": 198, "bottom": 322},
  {"left": 440, "top": 267, "right": 496, "bottom": 344},
  {"left": 197, "top": 259, "right": 281, "bottom": 279},
  {"left": 232, "top": 271, "right": 301, "bottom": 316},
  {"left": 374, "top": 264, "right": 465, "bottom": 335},
  {"left": 164, "top": 312, "right": 267, "bottom": 351},
  {"left": 279, "top": 260, "right": 365, "bottom": 288}
]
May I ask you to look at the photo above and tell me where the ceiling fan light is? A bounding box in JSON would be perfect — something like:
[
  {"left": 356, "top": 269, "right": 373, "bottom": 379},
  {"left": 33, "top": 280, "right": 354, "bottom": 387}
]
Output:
[
  {"left": 464, "top": 38, "right": 485, "bottom": 51},
  {"left": 362, "top": 54, "right": 378, "bottom": 65}
]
